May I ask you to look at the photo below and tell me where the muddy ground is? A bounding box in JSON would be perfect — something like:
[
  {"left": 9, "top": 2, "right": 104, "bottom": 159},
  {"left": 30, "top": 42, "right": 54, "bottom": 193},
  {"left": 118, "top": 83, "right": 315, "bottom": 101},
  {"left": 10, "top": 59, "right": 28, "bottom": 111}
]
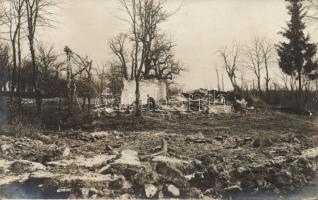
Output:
[{"left": 1, "top": 111, "right": 318, "bottom": 199}]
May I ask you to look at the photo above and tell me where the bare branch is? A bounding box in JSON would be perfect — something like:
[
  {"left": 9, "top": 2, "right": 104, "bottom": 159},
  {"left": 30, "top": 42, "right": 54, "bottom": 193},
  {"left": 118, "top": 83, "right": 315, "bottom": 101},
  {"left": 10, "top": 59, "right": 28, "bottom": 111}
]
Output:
[{"left": 218, "top": 44, "right": 241, "bottom": 90}]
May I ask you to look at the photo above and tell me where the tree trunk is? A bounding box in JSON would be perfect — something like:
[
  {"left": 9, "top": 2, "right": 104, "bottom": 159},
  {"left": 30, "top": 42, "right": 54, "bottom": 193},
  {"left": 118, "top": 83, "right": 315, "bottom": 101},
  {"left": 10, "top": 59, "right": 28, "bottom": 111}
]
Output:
[
  {"left": 29, "top": 38, "right": 41, "bottom": 114},
  {"left": 316, "top": 79, "right": 318, "bottom": 99},
  {"left": 298, "top": 70, "right": 302, "bottom": 100},
  {"left": 82, "top": 97, "right": 86, "bottom": 110},
  {"left": 67, "top": 80, "right": 73, "bottom": 117},
  {"left": 258, "top": 77, "right": 261, "bottom": 96},
  {"left": 66, "top": 53, "right": 72, "bottom": 116},
  {"left": 265, "top": 61, "right": 270, "bottom": 98},
  {"left": 87, "top": 89, "right": 91, "bottom": 116},
  {"left": 36, "top": 90, "right": 42, "bottom": 115},
  {"left": 10, "top": 41, "right": 17, "bottom": 102},
  {"left": 88, "top": 96, "right": 91, "bottom": 115},
  {"left": 87, "top": 69, "right": 92, "bottom": 116},
  {"left": 135, "top": 79, "right": 141, "bottom": 117},
  {"left": 17, "top": 27, "right": 23, "bottom": 118}
]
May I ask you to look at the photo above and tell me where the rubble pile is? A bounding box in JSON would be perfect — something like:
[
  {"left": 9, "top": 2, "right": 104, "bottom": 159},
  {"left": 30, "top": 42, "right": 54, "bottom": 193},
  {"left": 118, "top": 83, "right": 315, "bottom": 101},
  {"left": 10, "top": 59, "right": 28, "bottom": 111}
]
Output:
[
  {"left": 91, "top": 89, "right": 238, "bottom": 116},
  {"left": 1, "top": 127, "right": 318, "bottom": 199}
]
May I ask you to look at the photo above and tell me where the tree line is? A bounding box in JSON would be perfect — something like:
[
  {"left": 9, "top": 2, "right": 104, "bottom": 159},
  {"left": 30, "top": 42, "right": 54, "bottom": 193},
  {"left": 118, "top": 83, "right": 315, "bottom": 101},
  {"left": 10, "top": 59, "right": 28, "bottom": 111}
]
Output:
[
  {"left": 0, "top": 0, "right": 184, "bottom": 119},
  {"left": 0, "top": 0, "right": 105, "bottom": 118},
  {"left": 219, "top": 0, "right": 318, "bottom": 105},
  {"left": 1, "top": 0, "right": 318, "bottom": 120}
]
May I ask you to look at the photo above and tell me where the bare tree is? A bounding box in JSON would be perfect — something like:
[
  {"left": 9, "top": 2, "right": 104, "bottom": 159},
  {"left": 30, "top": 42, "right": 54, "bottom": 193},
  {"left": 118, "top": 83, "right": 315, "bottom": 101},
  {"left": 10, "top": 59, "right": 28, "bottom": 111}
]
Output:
[
  {"left": 24, "top": 0, "right": 56, "bottom": 114},
  {"left": 109, "top": 34, "right": 129, "bottom": 80},
  {"left": 110, "top": 31, "right": 184, "bottom": 83},
  {"left": 37, "top": 45, "right": 65, "bottom": 111},
  {"left": 115, "top": 0, "right": 178, "bottom": 116},
  {"left": 118, "top": 0, "right": 144, "bottom": 116},
  {"left": 42, "top": 46, "right": 64, "bottom": 79},
  {"left": 218, "top": 44, "right": 241, "bottom": 91},
  {"left": 245, "top": 37, "right": 264, "bottom": 95},
  {"left": 37, "top": 45, "right": 64, "bottom": 96},
  {"left": 37, "top": 45, "right": 64, "bottom": 78},
  {"left": 261, "top": 39, "right": 276, "bottom": 96},
  {"left": 146, "top": 33, "right": 185, "bottom": 81},
  {"left": 2, "top": 0, "right": 25, "bottom": 103}
]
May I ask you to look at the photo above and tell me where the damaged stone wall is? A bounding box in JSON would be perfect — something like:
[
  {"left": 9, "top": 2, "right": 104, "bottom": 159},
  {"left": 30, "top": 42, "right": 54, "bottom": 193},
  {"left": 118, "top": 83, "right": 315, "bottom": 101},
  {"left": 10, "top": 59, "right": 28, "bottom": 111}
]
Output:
[{"left": 121, "top": 80, "right": 167, "bottom": 105}]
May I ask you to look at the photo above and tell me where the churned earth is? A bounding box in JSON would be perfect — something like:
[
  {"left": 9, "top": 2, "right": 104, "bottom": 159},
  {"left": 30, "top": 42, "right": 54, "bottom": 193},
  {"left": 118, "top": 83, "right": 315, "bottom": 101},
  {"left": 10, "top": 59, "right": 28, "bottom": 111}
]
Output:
[{"left": 1, "top": 111, "right": 318, "bottom": 199}]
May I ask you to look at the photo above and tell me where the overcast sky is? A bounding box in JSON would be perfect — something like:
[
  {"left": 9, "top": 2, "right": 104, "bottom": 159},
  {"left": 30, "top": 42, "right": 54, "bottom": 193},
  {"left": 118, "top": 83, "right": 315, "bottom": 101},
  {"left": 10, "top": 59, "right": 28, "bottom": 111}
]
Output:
[{"left": 38, "top": 0, "right": 316, "bottom": 90}]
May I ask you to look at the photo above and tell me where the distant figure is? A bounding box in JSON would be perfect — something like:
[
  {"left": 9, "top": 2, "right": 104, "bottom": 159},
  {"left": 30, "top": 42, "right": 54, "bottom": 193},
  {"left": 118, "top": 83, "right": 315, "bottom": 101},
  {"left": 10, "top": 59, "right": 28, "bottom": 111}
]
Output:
[{"left": 147, "top": 94, "right": 156, "bottom": 111}]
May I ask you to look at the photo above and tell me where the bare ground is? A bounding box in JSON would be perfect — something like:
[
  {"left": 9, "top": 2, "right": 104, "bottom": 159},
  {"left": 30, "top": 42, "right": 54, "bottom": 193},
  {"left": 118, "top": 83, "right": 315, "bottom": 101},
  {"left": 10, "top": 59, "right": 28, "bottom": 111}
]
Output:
[{"left": 1, "top": 110, "right": 318, "bottom": 199}]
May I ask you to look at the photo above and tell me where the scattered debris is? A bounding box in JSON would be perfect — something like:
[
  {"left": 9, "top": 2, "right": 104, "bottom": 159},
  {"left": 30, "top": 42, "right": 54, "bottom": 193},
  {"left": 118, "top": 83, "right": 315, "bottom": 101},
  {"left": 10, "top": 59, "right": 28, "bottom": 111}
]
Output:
[{"left": 1, "top": 112, "right": 318, "bottom": 199}]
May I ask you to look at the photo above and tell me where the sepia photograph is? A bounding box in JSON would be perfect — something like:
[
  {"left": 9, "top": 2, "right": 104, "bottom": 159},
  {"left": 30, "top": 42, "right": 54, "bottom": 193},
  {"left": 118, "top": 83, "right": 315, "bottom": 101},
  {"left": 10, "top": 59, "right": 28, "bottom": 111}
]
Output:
[{"left": 1, "top": 0, "right": 318, "bottom": 199}]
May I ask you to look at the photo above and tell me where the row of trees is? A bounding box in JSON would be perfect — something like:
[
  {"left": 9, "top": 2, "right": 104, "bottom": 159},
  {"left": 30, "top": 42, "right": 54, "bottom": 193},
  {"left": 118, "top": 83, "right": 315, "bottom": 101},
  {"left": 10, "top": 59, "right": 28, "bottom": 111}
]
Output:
[
  {"left": 0, "top": 0, "right": 111, "bottom": 118},
  {"left": 0, "top": 41, "right": 100, "bottom": 113},
  {"left": 219, "top": 0, "right": 318, "bottom": 102},
  {"left": 0, "top": 0, "right": 185, "bottom": 118},
  {"left": 5, "top": 0, "right": 316, "bottom": 117},
  {"left": 218, "top": 38, "right": 275, "bottom": 96},
  {"left": 0, "top": 0, "right": 57, "bottom": 115}
]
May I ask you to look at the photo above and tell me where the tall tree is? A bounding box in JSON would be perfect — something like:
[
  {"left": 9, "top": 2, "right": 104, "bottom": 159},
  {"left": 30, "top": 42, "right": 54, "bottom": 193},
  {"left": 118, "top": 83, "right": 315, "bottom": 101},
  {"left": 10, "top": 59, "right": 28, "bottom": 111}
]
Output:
[
  {"left": 277, "top": 0, "right": 318, "bottom": 97},
  {"left": 110, "top": 32, "right": 184, "bottom": 82},
  {"left": 3, "top": 0, "right": 25, "bottom": 102},
  {"left": 24, "top": 0, "right": 56, "bottom": 114},
  {"left": 113, "top": 0, "right": 181, "bottom": 116}
]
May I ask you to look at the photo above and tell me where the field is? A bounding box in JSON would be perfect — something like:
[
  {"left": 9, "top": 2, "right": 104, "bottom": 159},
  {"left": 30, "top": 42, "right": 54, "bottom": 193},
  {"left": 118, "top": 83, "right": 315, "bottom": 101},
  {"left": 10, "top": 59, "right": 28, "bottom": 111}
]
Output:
[{"left": 1, "top": 109, "right": 318, "bottom": 199}]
